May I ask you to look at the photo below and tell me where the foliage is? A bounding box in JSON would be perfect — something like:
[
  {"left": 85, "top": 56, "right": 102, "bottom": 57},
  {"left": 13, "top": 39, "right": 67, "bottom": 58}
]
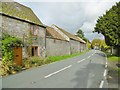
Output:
[
  {"left": 23, "top": 56, "right": 44, "bottom": 69},
  {"left": 76, "top": 29, "right": 84, "bottom": 38},
  {"left": 91, "top": 39, "right": 102, "bottom": 49},
  {"left": 23, "top": 59, "right": 32, "bottom": 69},
  {"left": 101, "top": 40, "right": 110, "bottom": 52},
  {"left": 94, "top": 2, "right": 120, "bottom": 47},
  {"left": 0, "top": 61, "right": 22, "bottom": 76},
  {"left": 87, "top": 42, "right": 91, "bottom": 49},
  {"left": 31, "top": 56, "right": 44, "bottom": 66},
  {"left": 76, "top": 29, "right": 89, "bottom": 42},
  {"left": 2, "top": 33, "right": 23, "bottom": 61}
]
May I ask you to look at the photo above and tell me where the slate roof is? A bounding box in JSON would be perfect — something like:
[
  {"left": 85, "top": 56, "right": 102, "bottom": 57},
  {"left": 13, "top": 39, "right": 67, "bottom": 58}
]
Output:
[
  {"left": 52, "top": 25, "right": 86, "bottom": 43},
  {"left": 46, "top": 26, "right": 67, "bottom": 41},
  {"left": 0, "top": 1, "right": 44, "bottom": 26}
]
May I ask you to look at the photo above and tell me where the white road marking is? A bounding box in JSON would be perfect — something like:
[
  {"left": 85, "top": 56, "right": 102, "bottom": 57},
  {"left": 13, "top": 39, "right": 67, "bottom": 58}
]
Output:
[
  {"left": 77, "top": 59, "right": 86, "bottom": 63},
  {"left": 106, "top": 62, "right": 107, "bottom": 65},
  {"left": 99, "top": 80, "right": 104, "bottom": 88},
  {"left": 87, "top": 56, "right": 91, "bottom": 59},
  {"left": 103, "top": 69, "right": 107, "bottom": 77},
  {"left": 105, "top": 64, "right": 107, "bottom": 68},
  {"left": 44, "top": 65, "right": 72, "bottom": 78}
]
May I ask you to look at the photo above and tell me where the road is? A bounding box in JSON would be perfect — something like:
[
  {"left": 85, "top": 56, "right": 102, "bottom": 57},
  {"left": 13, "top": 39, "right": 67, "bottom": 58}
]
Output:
[{"left": 1, "top": 50, "right": 108, "bottom": 88}]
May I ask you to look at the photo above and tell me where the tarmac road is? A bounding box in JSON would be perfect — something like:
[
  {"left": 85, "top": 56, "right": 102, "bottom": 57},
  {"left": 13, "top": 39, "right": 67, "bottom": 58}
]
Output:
[{"left": 2, "top": 50, "right": 108, "bottom": 88}]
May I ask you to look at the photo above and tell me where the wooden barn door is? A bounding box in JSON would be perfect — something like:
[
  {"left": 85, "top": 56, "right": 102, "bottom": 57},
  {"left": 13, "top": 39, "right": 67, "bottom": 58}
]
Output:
[{"left": 13, "top": 47, "right": 22, "bottom": 66}]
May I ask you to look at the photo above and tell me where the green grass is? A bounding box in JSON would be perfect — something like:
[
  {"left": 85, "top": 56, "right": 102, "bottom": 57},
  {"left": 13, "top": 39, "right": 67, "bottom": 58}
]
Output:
[
  {"left": 108, "top": 55, "right": 120, "bottom": 76},
  {"left": 117, "top": 68, "right": 120, "bottom": 76},
  {"left": 108, "top": 55, "right": 120, "bottom": 61},
  {"left": 47, "top": 51, "right": 88, "bottom": 62}
]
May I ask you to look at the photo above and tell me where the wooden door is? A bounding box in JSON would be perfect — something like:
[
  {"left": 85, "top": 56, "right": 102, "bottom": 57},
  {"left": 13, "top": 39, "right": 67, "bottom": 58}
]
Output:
[{"left": 13, "top": 47, "right": 22, "bottom": 66}]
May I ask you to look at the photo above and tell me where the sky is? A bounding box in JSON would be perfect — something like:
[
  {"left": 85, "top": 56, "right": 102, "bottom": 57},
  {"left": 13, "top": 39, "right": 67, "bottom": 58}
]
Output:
[{"left": 14, "top": 0, "right": 119, "bottom": 41}]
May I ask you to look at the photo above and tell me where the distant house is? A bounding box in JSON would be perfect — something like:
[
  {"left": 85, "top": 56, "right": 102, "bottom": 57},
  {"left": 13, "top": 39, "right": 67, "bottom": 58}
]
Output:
[
  {"left": 0, "top": 1, "right": 46, "bottom": 61},
  {"left": 51, "top": 24, "right": 87, "bottom": 54},
  {"left": 46, "top": 26, "right": 70, "bottom": 56}
]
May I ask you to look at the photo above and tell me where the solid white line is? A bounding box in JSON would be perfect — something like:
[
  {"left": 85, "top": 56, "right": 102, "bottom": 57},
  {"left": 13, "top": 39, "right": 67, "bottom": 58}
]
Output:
[
  {"left": 77, "top": 59, "right": 85, "bottom": 63},
  {"left": 103, "top": 69, "right": 107, "bottom": 77},
  {"left": 44, "top": 65, "right": 72, "bottom": 78},
  {"left": 99, "top": 80, "right": 104, "bottom": 88}
]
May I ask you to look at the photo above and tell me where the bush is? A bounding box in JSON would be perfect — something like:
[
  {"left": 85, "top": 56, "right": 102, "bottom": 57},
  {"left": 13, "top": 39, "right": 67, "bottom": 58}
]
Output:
[
  {"left": 23, "top": 57, "right": 44, "bottom": 69},
  {"left": 0, "top": 61, "right": 22, "bottom": 76},
  {"left": 23, "top": 59, "right": 32, "bottom": 69},
  {"left": 31, "top": 56, "right": 44, "bottom": 66},
  {"left": 44, "top": 57, "right": 52, "bottom": 64}
]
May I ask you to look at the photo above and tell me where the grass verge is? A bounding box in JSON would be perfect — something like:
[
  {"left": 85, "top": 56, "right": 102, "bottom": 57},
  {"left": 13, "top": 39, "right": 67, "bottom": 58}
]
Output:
[
  {"left": 47, "top": 50, "right": 88, "bottom": 62},
  {"left": 108, "top": 55, "right": 120, "bottom": 61},
  {"left": 108, "top": 55, "right": 120, "bottom": 76}
]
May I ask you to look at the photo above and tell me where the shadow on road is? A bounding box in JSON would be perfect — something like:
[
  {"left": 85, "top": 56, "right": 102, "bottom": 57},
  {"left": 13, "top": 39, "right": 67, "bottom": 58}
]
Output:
[
  {"left": 95, "top": 53, "right": 106, "bottom": 57},
  {"left": 71, "top": 61, "right": 104, "bottom": 88}
]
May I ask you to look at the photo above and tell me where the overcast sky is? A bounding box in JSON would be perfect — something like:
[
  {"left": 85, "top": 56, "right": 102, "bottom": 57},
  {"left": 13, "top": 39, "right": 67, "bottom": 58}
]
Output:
[{"left": 14, "top": 0, "right": 119, "bottom": 41}]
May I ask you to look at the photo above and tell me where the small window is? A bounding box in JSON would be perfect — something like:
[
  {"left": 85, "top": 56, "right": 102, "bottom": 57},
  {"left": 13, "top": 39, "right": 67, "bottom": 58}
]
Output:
[
  {"left": 30, "top": 25, "right": 38, "bottom": 36},
  {"left": 32, "top": 46, "right": 38, "bottom": 56}
]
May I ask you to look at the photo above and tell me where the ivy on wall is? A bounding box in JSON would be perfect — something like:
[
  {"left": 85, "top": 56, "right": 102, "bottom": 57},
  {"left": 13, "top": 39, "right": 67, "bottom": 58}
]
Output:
[{"left": 2, "top": 33, "right": 23, "bottom": 62}]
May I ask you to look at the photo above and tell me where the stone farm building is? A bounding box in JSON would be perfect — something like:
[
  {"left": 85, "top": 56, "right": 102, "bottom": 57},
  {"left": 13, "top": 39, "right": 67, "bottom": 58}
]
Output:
[
  {"left": 51, "top": 25, "right": 87, "bottom": 54},
  {"left": 46, "top": 26, "right": 70, "bottom": 56},
  {"left": 0, "top": 1, "right": 87, "bottom": 64},
  {"left": 0, "top": 1, "right": 46, "bottom": 61},
  {"left": 46, "top": 25, "right": 87, "bottom": 56}
]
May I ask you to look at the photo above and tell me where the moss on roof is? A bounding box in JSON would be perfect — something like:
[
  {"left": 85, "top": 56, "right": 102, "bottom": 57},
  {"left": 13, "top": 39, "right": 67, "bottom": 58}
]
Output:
[
  {"left": 46, "top": 26, "right": 67, "bottom": 41},
  {"left": 52, "top": 25, "right": 86, "bottom": 43},
  {"left": 0, "top": 1, "right": 43, "bottom": 25}
]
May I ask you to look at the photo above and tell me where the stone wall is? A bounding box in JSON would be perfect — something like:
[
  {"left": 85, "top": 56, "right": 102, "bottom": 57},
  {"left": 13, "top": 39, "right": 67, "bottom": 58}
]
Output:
[
  {"left": 46, "top": 37, "right": 70, "bottom": 56},
  {"left": 70, "top": 40, "right": 80, "bottom": 54},
  {"left": 46, "top": 38, "right": 87, "bottom": 56},
  {"left": 1, "top": 15, "right": 46, "bottom": 58}
]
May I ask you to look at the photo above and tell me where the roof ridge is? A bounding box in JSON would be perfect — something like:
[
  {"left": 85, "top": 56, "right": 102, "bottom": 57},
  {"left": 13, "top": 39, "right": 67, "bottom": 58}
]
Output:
[
  {"left": 52, "top": 24, "right": 86, "bottom": 43},
  {"left": 46, "top": 26, "right": 68, "bottom": 41}
]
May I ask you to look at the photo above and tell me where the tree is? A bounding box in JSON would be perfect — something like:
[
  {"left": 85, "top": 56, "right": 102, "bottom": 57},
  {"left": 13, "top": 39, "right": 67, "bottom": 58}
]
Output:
[
  {"left": 76, "top": 29, "right": 89, "bottom": 42},
  {"left": 94, "top": 2, "right": 120, "bottom": 55},
  {"left": 91, "top": 39, "right": 102, "bottom": 49},
  {"left": 101, "top": 39, "right": 110, "bottom": 52},
  {"left": 76, "top": 29, "right": 84, "bottom": 38}
]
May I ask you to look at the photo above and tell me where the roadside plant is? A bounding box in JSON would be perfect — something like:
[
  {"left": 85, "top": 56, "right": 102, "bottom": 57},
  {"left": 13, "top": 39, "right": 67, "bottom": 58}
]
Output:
[
  {"left": 0, "top": 61, "right": 22, "bottom": 76},
  {"left": 31, "top": 56, "right": 44, "bottom": 66}
]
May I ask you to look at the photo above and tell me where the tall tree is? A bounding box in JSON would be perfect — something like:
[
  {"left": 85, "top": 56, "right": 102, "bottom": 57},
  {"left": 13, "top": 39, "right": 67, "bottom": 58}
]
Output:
[
  {"left": 76, "top": 29, "right": 84, "bottom": 38},
  {"left": 76, "top": 29, "right": 88, "bottom": 42},
  {"left": 94, "top": 2, "right": 120, "bottom": 47}
]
